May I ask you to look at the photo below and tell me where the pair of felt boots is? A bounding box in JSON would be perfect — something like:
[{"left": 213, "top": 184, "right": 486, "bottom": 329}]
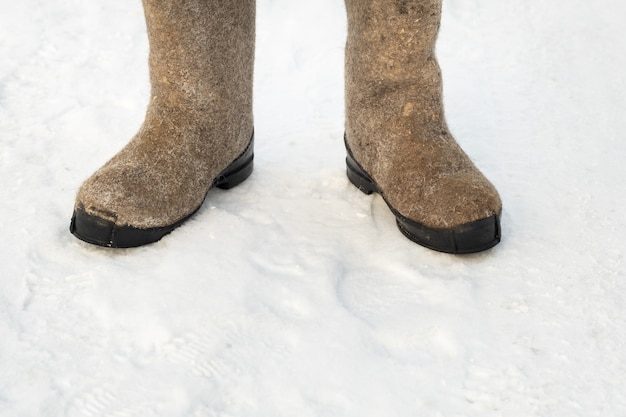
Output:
[{"left": 70, "top": 0, "right": 502, "bottom": 254}]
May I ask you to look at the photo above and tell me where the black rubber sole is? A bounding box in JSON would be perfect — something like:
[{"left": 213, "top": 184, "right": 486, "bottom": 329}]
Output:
[
  {"left": 345, "top": 140, "right": 501, "bottom": 254},
  {"left": 70, "top": 134, "right": 255, "bottom": 248}
]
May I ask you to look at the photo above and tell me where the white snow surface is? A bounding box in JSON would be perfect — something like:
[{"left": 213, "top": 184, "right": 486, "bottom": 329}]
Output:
[{"left": 1, "top": 0, "right": 626, "bottom": 415}]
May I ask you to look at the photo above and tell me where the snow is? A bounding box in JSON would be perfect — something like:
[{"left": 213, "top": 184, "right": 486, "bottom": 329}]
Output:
[{"left": 1, "top": 0, "right": 626, "bottom": 415}]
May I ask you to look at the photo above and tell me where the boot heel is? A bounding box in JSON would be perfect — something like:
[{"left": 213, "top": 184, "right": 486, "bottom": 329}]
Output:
[
  {"left": 346, "top": 153, "right": 377, "bottom": 195},
  {"left": 215, "top": 135, "right": 254, "bottom": 190}
]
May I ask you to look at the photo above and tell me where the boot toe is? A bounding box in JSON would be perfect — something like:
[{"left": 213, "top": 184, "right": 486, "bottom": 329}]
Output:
[
  {"left": 346, "top": 146, "right": 502, "bottom": 254},
  {"left": 71, "top": 164, "right": 196, "bottom": 248}
]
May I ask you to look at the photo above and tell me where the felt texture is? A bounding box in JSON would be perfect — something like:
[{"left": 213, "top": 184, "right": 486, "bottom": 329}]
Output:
[
  {"left": 344, "top": 0, "right": 502, "bottom": 229},
  {"left": 75, "top": 0, "right": 255, "bottom": 229}
]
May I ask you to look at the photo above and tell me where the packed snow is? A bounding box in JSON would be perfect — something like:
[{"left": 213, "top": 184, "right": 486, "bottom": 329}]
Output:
[{"left": 1, "top": 0, "right": 625, "bottom": 415}]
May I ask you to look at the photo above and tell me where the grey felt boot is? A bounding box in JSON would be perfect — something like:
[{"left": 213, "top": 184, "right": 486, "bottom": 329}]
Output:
[
  {"left": 344, "top": 0, "right": 502, "bottom": 254},
  {"left": 70, "top": 0, "right": 255, "bottom": 247}
]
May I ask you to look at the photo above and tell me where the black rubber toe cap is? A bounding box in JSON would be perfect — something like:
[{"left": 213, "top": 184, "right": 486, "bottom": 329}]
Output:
[
  {"left": 70, "top": 208, "right": 178, "bottom": 248},
  {"left": 395, "top": 212, "right": 501, "bottom": 254}
]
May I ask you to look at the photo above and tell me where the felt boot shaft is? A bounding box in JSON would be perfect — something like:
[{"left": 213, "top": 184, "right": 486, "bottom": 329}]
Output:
[
  {"left": 344, "top": 0, "right": 501, "bottom": 231},
  {"left": 74, "top": 0, "right": 255, "bottom": 231}
]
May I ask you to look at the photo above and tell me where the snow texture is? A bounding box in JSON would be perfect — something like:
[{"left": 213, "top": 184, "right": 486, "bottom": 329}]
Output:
[{"left": 1, "top": 0, "right": 626, "bottom": 416}]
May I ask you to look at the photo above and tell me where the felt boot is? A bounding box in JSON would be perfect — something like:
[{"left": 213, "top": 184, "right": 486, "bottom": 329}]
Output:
[
  {"left": 70, "top": 0, "right": 255, "bottom": 247},
  {"left": 344, "top": 0, "right": 502, "bottom": 254}
]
